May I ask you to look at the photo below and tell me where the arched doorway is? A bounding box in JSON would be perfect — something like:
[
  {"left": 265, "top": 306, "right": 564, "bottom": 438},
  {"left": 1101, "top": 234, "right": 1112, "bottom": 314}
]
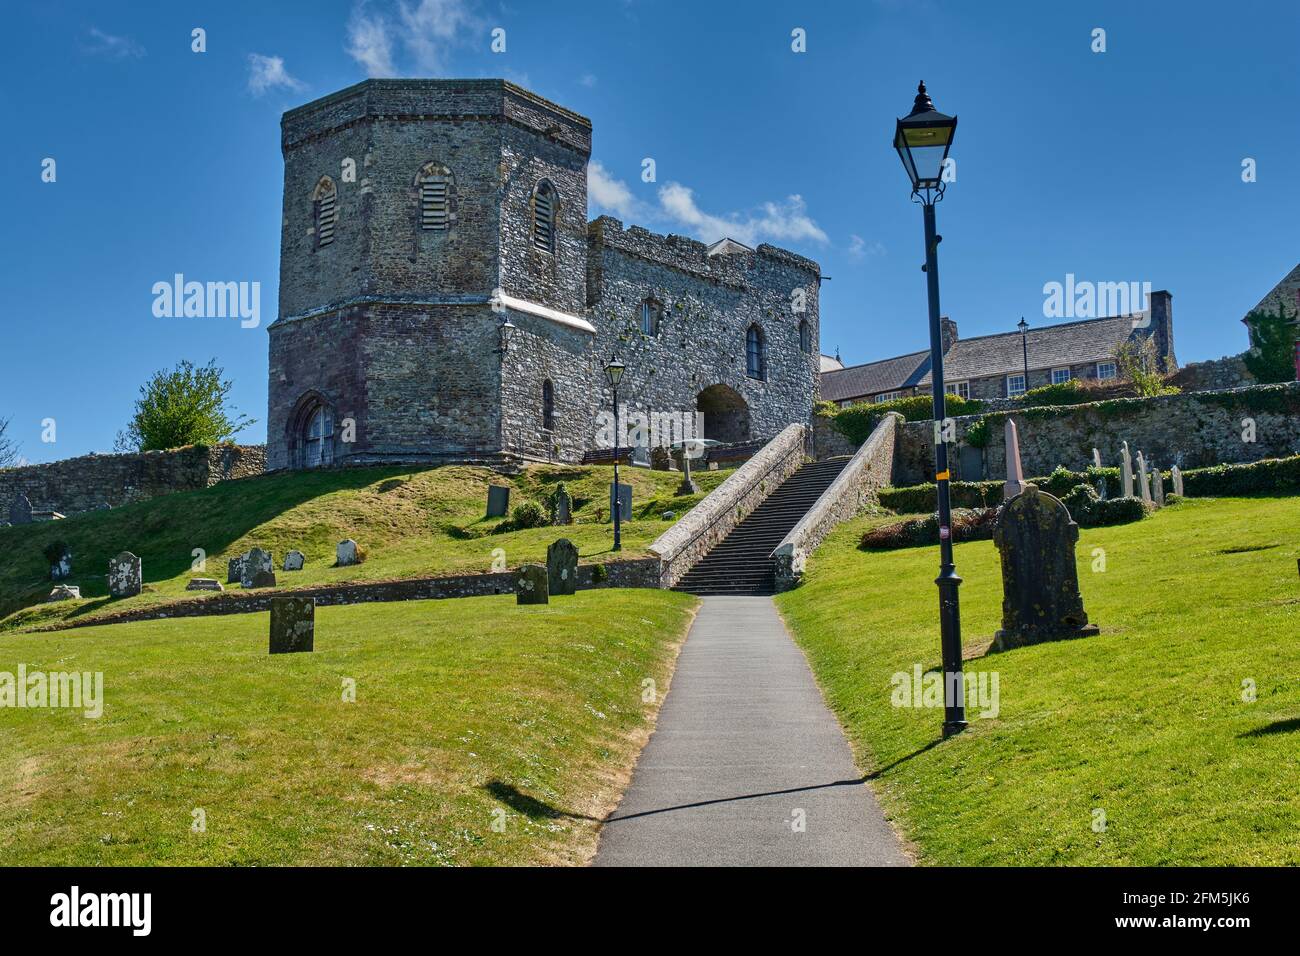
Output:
[{"left": 696, "top": 384, "right": 750, "bottom": 444}]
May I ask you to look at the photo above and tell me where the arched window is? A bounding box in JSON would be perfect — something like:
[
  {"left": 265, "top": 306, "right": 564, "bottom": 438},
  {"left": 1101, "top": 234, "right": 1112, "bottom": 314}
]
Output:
[
  {"left": 542, "top": 379, "right": 555, "bottom": 431},
  {"left": 417, "top": 162, "right": 455, "bottom": 231},
  {"left": 303, "top": 405, "right": 334, "bottom": 467},
  {"left": 746, "top": 324, "right": 767, "bottom": 380},
  {"left": 799, "top": 319, "right": 812, "bottom": 354},
  {"left": 532, "top": 181, "right": 556, "bottom": 253},
  {"left": 313, "top": 177, "right": 337, "bottom": 248},
  {"left": 640, "top": 299, "right": 661, "bottom": 336}
]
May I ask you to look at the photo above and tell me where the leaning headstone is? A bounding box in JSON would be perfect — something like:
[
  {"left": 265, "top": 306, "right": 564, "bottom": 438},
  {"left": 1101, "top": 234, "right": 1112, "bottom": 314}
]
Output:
[
  {"left": 186, "top": 578, "right": 224, "bottom": 592},
  {"left": 1091, "top": 448, "right": 1102, "bottom": 469},
  {"left": 650, "top": 446, "right": 678, "bottom": 471},
  {"left": 269, "top": 597, "right": 315, "bottom": 654},
  {"left": 283, "top": 550, "right": 305, "bottom": 571},
  {"left": 609, "top": 482, "right": 633, "bottom": 522},
  {"left": 107, "top": 551, "right": 142, "bottom": 599},
  {"left": 1136, "top": 452, "right": 1152, "bottom": 504},
  {"left": 336, "top": 539, "right": 362, "bottom": 566},
  {"left": 547, "top": 538, "right": 579, "bottom": 596},
  {"left": 241, "top": 548, "right": 274, "bottom": 588},
  {"left": 992, "top": 487, "right": 1100, "bottom": 651},
  {"left": 1120, "top": 441, "right": 1134, "bottom": 498},
  {"left": 486, "top": 485, "right": 511, "bottom": 518},
  {"left": 1172, "top": 465, "right": 1185, "bottom": 498},
  {"left": 227, "top": 554, "right": 246, "bottom": 584},
  {"left": 8, "top": 495, "right": 33, "bottom": 526},
  {"left": 516, "top": 563, "right": 549, "bottom": 605},
  {"left": 1152, "top": 464, "right": 1165, "bottom": 507},
  {"left": 1003, "top": 419, "right": 1029, "bottom": 500},
  {"left": 46, "top": 585, "right": 81, "bottom": 602}
]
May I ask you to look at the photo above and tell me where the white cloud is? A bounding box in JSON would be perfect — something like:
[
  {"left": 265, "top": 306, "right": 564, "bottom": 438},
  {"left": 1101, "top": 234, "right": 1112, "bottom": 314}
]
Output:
[
  {"left": 247, "top": 54, "right": 307, "bottom": 96},
  {"left": 848, "top": 234, "right": 886, "bottom": 259},
  {"left": 82, "top": 27, "right": 145, "bottom": 59},
  {"left": 398, "top": 0, "right": 478, "bottom": 74},
  {"left": 346, "top": 5, "right": 397, "bottom": 77},
  {"left": 588, "top": 161, "right": 642, "bottom": 220},
  {"left": 657, "top": 183, "right": 828, "bottom": 247},
  {"left": 579, "top": 73, "right": 597, "bottom": 88}
]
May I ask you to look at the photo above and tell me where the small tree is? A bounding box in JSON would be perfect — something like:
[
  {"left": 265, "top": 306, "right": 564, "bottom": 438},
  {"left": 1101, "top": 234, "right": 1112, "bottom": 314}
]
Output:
[
  {"left": 0, "top": 417, "right": 19, "bottom": 469},
  {"left": 1112, "top": 338, "right": 1180, "bottom": 398},
  {"left": 1242, "top": 301, "right": 1297, "bottom": 384},
  {"left": 115, "top": 359, "right": 255, "bottom": 452}
]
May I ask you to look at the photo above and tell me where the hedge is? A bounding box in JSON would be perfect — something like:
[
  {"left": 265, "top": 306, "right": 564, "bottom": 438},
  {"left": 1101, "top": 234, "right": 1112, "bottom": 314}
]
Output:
[
  {"left": 860, "top": 508, "right": 997, "bottom": 551},
  {"left": 826, "top": 393, "right": 986, "bottom": 444}
]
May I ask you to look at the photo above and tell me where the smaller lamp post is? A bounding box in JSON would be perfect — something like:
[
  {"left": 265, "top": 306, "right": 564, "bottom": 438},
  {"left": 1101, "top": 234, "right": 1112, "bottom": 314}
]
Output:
[
  {"left": 495, "top": 314, "right": 517, "bottom": 354},
  {"left": 1017, "top": 317, "right": 1029, "bottom": 389},
  {"left": 604, "top": 354, "right": 626, "bottom": 552}
]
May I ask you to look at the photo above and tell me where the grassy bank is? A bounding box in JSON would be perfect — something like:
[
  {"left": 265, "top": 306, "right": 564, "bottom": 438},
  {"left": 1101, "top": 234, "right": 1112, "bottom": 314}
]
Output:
[
  {"left": 777, "top": 496, "right": 1300, "bottom": 865},
  {"left": 0, "top": 588, "right": 697, "bottom": 865}
]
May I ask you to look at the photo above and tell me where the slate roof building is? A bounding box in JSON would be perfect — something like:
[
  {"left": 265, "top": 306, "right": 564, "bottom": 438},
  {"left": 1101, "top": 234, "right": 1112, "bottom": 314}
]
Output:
[{"left": 820, "top": 291, "right": 1176, "bottom": 406}]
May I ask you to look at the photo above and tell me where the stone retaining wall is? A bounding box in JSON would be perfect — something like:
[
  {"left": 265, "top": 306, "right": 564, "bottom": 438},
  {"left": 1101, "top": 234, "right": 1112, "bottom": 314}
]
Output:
[
  {"left": 772, "top": 414, "right": 898, "bottom": 591},
  {"left": 37, "top": 557, "right": 661, "bottom": 632},
  {"left": 894, "top": 383, "right": 1300, "bottom": 486},
  {"left": 1, "top": 444, "right": 266, "bottom": 522},
  {"left": 648, "top": 422, "right": 808, "bottom": 587}
]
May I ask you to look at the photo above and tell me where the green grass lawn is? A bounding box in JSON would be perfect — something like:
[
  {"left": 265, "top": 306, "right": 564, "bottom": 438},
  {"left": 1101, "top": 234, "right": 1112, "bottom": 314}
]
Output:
[
  {"left": 776, "top": 495, "right": 1300, "bottom": 865},
  {"left": 1, "top": 462, "right": 731, "bottom": 633},
  {"left": 0, "top": 588, "right": 697, "bottom": 865}
]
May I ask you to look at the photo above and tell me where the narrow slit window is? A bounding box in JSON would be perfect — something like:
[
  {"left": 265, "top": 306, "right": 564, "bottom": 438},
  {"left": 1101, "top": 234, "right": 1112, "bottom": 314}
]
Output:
[
  {"left": 314, "top": 178, "right": 337, "bottom": 248},
  {"left": 533, "top": 182, "right": 556, "bottom": 253}
]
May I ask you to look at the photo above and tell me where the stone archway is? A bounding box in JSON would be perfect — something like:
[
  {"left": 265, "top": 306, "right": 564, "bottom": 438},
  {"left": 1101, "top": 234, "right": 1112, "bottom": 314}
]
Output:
[{"left": 696, "top": 384, "right": 751, "bottom": 444}]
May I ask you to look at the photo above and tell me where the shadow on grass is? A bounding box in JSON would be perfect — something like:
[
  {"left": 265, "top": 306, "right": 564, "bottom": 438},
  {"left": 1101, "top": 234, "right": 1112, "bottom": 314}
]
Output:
[
  {"left": 483, "top": 780, "right": 597, "bottom": 821},
  {"left": 1239, "top": 717, "right": 1300, "bottom": 738}
]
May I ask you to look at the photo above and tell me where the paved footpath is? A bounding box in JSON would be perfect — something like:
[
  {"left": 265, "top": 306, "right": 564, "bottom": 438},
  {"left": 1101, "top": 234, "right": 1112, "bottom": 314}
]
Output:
[{"left": 594, "top": 595, "right": 908, "bottom": 867}]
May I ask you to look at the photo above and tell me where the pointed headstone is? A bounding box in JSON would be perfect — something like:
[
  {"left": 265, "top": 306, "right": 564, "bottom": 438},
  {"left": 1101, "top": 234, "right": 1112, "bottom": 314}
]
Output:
[
  {"left": 1152, "top": 464, "right": 1165, "bottom": 507},
  {"left": 1136, "top": 452, "right": 1152, "bottom": 504},
  {"left": 1120, "top": 441, "right": 1134, "bottom": 498},
  {"left": 1003, "top": 419, "right": 1028, "bottom": 500},
  {"left": 1092, "top": 448, "right": 1102, "bottom": 469},
  {"left": 1172, "top": 465, "right": 1185, "bottom": 497}
]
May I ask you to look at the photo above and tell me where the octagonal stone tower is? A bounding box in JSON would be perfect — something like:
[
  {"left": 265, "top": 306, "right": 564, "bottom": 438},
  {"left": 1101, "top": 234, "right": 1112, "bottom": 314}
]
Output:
[{"left": 267, "top": 79, "right": 593, "bottom": 470}]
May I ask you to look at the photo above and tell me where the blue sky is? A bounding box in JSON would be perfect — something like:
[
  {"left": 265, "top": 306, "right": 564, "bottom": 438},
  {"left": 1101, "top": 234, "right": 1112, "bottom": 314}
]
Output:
[{"left": 2, "top": 0, "right": 1297, "bottom": 463}]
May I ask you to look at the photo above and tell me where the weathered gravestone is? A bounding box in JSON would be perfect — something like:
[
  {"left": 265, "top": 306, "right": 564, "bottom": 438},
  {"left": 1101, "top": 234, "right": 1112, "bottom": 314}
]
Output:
[
  {"left": 8, "top": 495, "right": 33, "bottom": 526},
  {"left": 108, "top": 551, "right": 142, "bottom": 599},
  {"left": 486, "top": 485, "right": 511, "bottom": 518},
  {"left": 46, "top": 585, "right": 81, "bottom": 602},
  {"left": 46, "top": 541, "right": 72, "bottom": 581},
  {"left": 1120, "top": 441, "right": 1134, "bottom": 498},
  {"left": 1172, "top": 465, "right": 1185, "bottom": 498},
  {"left": 186, "top": 578, "right": 224, "bottom": 592},
  {"left": 227, "top": 554, "right": 245, "bottom": 584},
  {"left": 336, "top": 539, "right": 362, "bottom": 566},
  {"left": 1152, "top": 463, "right": 1166, "bottom": 507},
  {"left": 959, "top": 445, "right": 984, "bottom": 482},
  {"left": 250, "top": 569, "right": 277, "bottom": 588},
  {"left": 516, "top": 563, "right": 549, "bottom": 605},
  {"left": 992, "top": 487, "right": 1100, "bottom": 651},
  {"left": 241, "top": 548, "right": 274, "bottom": 588},
  {"left": 547, "top": 538, "right": 579, "bottom": 596},
  {"left": 609, "top": 483, "right": 632, "bottom": 522},
  {"left": 269, "top": 597, "right": 315, "bottom": 654},
  {"left": 283, "top": 550, "right": 305, "bottom": 571},
  {"left": 650, "top": 446, "right": 677, "bottom": 471},
  {"left": 550, "top": 484, "right": 572, "bottom": 526},
  {"left": 674, "top": 445, "right": 700, "bottom": 495},
  {"left": 1136, "top": 451, "right": 1152, "bottom": 504}
]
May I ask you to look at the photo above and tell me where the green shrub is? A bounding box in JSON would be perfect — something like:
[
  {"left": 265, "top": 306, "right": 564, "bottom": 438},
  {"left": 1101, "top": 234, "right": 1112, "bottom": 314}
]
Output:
[
  {"left": 1014, "top": 379, "right": 1100, "bottom": 407},
  {"left": 590, "top": 563, "right": 608, "bottom": 583},
  {"left": 829, "top": 393, "right": 985, "bottom": 444},
  {"left": 1181, "top": 455, "right": 1300, "bottom": 497},
  {"left": 860, "top": 507, "right": 997, "bottom": 551},
  {"left": 508, "top": 500, "right": 547, "bottom": 530},
  {"left": 964, "top": 417, "right": 991, "bottom": 448},
  {"left": 879, "top": 481, "right": 1003, "bottom": 513},
  {"left": 1059, "top": 482, "right": 1101, "bottom": 521},
  {"left": 1088, "top": 495, "right": 1153, "bottom": 526}
]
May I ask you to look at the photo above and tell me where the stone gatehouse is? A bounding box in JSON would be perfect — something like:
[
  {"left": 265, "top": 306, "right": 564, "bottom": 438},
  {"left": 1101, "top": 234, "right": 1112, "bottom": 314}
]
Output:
[{"left": 267, "top": 79, "right": 821, "bottom": 470}]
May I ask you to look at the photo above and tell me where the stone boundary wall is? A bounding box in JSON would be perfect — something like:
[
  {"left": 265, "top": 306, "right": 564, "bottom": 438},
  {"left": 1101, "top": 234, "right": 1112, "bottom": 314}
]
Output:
[
  {"left": 812, "top": 412, "right": 858, "bottom": 460},
  {"left": 35, "top": 558, "right": 661, "bottom": 633},
  {"left": 1168, "top": 354, "right": 1255, "bottom": 392},
  {"left": 772, "top": 414, "right": 899, "bottom": 591},
  {"left": 894, "top": 383, "right": 1300, "bottom": 486},
  {"left": 648, "top": 422, "right": 808, "bottom": 588},
  {"left": 1, "top": 444, "right": 266, "bottom": 522}
]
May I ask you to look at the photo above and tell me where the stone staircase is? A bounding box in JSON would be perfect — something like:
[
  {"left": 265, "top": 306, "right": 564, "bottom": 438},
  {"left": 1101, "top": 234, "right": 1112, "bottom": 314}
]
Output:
[{"left": 671, "top": 456, "right": 850, "bottom": 596}]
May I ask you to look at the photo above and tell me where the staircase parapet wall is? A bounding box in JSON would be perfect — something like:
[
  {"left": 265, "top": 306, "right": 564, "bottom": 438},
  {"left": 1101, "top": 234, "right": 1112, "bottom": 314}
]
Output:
[
  {"left": 648, "top": 422, "right": 809, "bottom": 588},
  {"left": 771, "top": 413, "right": 900, "bottom": 592}
]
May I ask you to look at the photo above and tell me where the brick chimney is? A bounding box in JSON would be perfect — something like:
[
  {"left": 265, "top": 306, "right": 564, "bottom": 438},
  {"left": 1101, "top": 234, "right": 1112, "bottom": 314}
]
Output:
[
  {"left": 1147, "top": 290, "right": 1176, "bottom": 371},
  {"left": 940, "top": 315, "right": 958, "bottom": 353}
]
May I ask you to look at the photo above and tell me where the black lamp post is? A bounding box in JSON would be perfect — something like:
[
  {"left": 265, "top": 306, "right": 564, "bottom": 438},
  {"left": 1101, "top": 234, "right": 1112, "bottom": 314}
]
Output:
[
  {"left": 495, "top": 314, "right": 517, "bottom": 354},
  {"left": 604, "top": 354, "right": 626, "bottom": 552},
  {"left": 894, "top": 81, "right": 966, "bottom": 738},
  {"left": 1017, "top": 317, "right": 1029, "bottom": 388}
]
